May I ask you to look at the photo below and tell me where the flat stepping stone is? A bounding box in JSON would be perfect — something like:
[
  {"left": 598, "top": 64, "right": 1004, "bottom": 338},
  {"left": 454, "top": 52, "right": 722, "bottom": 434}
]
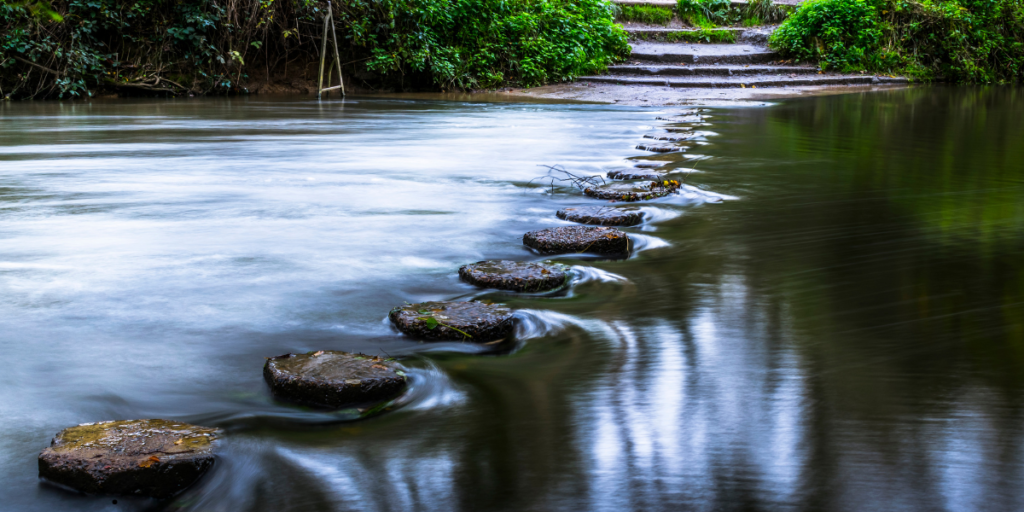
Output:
[
  {"left": 607, "top": 169, "right": 662, "bottom": 180},
  {"left": 264, "top": 351, "right": 407, "bottom": 408},
  {"left": 557, "top": 206, "right": 645, "bottom": 226},
  {"left": 584, "top": 181, "right": 680, "bottom": 202},
  {"left": 389, "top": 301, "right": 514, "bottom": 342},
  {"left": 636, "top": 144, "right": 682, "bottom": 153},
  {"left": 643, "top": 134, "right": 692, "bottom": 142},
  {"left": 38, "top": 419, "right": 218, "bottom": 498},
  {"left": 523, "top": 226, "right": 630, "bottom": 256},
  {"left": 459, "top": 260, "right": 569, "bottom": 292}
]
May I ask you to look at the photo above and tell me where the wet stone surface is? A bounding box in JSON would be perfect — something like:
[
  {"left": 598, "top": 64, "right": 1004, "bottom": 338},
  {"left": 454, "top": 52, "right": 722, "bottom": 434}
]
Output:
[
  {"left": 389, "top": 301, "right": 515, "bottom": 343},
  {"left": 38, "top": 419, "right": 218, "bottom": 499},
  {"left": 584, "top": 181, "right": 679, "bottom": 202},
  {"left": 636, "top": 144, "right": 683, "bottom": 153},
  {"left": 644, "top": 134, "right": 693, "bottom": 142},
  {"left": 264, "top": 351, "right": 408, "bottom": 409},
  {"left": 557, "top": 206, "right": 645, "bottom": 227},
  {"left": 607, "top": 169, "right": 663, "bottom": 181},
  {"left": 459, "top": 260, "right": 569, "bottom": 292},
  {"left": 523, "top": 226, "right": 631, "bottom": 256}
]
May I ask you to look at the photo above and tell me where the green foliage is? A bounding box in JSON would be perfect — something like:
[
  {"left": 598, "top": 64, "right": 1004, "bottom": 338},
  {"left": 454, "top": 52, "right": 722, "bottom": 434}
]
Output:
[
  {"left": 626, "top": 25, "right": 736, "bottom": 42},
  {"left": 664, "top": 28, "right": 737, "bottom": 42},
  {"left": 616, "top": 4, "right": 674, "bottom": 25},
  {"left": 342, "top": 0, "right": 629, "bottom": 89},
  {"left": 0, "top": 0, "right": 629, "bottom": 99},
  {"left": 745, "top": 0, "right": 788, "bottom": 23},
  {"left": 677, "top": 0, "right": 741, "bottom": 27},
  {"left": 769, "top": 0, "right": 880, "bottom": 71},
  {"left": 769, "top": 0, "right": 1024, "bottom": 82}
]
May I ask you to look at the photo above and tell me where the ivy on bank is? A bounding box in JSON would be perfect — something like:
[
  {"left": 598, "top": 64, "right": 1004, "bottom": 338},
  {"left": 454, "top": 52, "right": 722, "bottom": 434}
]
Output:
[{"left": 0, "top": 0, "right": 629, "bottom": 99}]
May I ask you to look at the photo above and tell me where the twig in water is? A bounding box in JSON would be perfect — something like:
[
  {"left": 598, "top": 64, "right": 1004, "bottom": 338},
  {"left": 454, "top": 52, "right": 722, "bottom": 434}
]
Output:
[{"left": 529, "top": 164, "right": 606, "bottom": 194}]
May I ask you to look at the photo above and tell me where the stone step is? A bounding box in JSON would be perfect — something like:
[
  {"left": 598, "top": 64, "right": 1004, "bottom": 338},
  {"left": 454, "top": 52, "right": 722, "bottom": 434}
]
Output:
[
  {"left": 609, "top": 64, "right": 819, "bottom": 76},
  {"left": 629, "top": 42, "right": 778, "bottom": 64},
  {"left": 577, "top": 74, "right": 909, "bottom": 88}
]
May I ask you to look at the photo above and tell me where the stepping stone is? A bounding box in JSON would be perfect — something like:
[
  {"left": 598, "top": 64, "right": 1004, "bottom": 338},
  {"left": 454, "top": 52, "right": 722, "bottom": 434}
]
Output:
[
  {"left": 459, "top": 260, "right": 569, "bottom": 292},
  {"left": 607, "top": 169, "right": 662, "bottom": 180},
  {"left": 643, "top": 134, "right": 692, "bottom": 142},
  {"left": 38, "top": 419, "right": 218, "bottom": 498},
  {"left": 264, "top": 351, "right": 407, "bottom": 408},
  {"left": 523, "top": 226, "right": 630, "bottom": 256},
  {"left": 557, "top": 206, "right": 645, "bottom": 226},
  {"left": 389, "top": 301, "right": 514, "bottom": 342},
  {"left": 584, "top": 181, "right": 680, "bottom": 202},
  {"left": 636, "top": 144, "right": 682, "bottom": 153}
]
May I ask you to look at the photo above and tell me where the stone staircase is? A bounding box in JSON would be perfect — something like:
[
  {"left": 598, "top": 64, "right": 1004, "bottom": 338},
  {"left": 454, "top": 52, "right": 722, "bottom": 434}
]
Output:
[{"left": 579, "top": 0, "right": 908, "bottom": 89}]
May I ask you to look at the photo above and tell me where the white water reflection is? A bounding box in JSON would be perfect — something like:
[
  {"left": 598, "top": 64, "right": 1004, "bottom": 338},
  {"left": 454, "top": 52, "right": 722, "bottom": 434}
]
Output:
[{"left": 577, "top": 286, "right": 809, "bottom": 510}]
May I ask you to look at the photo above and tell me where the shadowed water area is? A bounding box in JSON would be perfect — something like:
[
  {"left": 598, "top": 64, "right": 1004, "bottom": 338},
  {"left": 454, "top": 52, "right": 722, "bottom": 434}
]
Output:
[{"left": 1, "top": 88, "right": 1023, "bottom": 511}]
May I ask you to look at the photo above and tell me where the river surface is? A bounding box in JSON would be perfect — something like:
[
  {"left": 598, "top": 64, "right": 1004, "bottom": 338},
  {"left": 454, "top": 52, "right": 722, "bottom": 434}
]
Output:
[{"left": 1, "top": 88, "right": 1023, "bottom": 512}]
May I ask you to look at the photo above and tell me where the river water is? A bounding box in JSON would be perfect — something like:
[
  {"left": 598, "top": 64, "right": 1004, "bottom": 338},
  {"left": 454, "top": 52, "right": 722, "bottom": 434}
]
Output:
[{"left": 1, "top": 88, "right": 1022, "bottom": 511}]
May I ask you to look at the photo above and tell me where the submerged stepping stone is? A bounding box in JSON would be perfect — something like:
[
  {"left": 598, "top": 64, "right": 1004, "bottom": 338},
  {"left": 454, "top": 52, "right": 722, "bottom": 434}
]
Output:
[
  {"left": 389, "top": 301, "right": 514, "bottom": 342},
  {"left": 459, "top": 260, "right": 569, "bottom": 292},
  {"left": 264, "top": 351, "right": 407, "bottom": 408},
  {"left": 636, "top": 144, "right": 683, "bottom": 153},
  {"left": 607, "top": 169, "right": 662, "bottom": 180},
  {"left": 523, "top": 226, "right": 630, "bottom": 256},
  {"left": 38, "top": 419, "right": 218, "bottom": 499},
  {"left": 557, "top": 206, "right": 645, "bottom": 227},
  {"left": 644, "top": 134, "right": 693, "bottom": 142},
  {"left": 584, "top": 181, "right": 680, "bottom": 202}
]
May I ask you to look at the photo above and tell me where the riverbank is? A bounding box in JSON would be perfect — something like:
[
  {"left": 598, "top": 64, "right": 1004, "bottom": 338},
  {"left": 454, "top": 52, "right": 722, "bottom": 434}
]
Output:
[{"left": 502, "top": 80, "right": 913, "bottom": 105}]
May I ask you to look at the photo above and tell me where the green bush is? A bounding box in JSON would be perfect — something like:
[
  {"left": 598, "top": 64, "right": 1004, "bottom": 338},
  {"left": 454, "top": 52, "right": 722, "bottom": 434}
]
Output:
[
  {"left": 769, "top": 0, "right": 1024, "bottom": 82},
  {"left": 616, "top": 4, "right": 674, "bottom": 24},
  {"left": 677, "top": 0, "right": 741, "bottom": 27},
  {"left": 769, "top": 0, "right": 881, "bottom": 71},
  {"left": 0, "top": 0, "right": 629, "bottom": 99}
]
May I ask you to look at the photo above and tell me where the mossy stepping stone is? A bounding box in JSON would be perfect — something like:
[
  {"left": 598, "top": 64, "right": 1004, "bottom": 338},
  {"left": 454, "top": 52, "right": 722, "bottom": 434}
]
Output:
[
  {"left": 38, "top": 419, "right": 218, "bottom": 498},
  {"left": 389, "top": 301, "right": 514, "bottom": 342},
  {"left": 556, "top": 206, "right": 645, "bottom": 227},
  {"left": 459, "top": 260, "right": 569, "bottom": 292},
  {"left": 584, "top": 181, "right": 680, "bottom": 202},
  {"left": 263, "top": 351, "right": 407, "bottom": 408},
  {"left": 607, "top": 169, "right": 662, "bottom": 180},
  {"left": 523, "top": 226, "right": 630, "bottom": 256}
]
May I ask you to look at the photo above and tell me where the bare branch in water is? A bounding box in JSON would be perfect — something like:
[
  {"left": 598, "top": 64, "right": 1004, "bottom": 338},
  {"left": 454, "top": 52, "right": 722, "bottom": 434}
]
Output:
[{"left": 530, "top": 164, "right": 606, "bottom": 194}]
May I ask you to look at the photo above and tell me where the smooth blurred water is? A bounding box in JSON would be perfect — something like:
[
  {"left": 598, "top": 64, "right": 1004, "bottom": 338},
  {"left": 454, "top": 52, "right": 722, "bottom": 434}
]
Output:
[{"left": 1, "top": 88, "right": 1023, "bottom": 512}]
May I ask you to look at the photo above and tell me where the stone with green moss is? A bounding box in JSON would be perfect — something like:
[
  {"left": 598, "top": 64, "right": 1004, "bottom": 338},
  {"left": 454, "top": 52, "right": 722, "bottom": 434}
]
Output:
[
  {"left": 389, "top": 301, "right": 514, "bottom": 342},
  {"left": 38, "top": 419, "right": 218, "bottom": 498}
]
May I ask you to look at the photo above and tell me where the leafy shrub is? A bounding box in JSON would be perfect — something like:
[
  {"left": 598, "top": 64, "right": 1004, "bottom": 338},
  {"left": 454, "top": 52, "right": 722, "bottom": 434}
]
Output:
[
  {"left": 769, "top": 0, "right": 881, "bottom": 71},
  {"left": 616, "top": 4, "right": 674, "bottom": 25},
  {"left": 769, "top": 0, "right": 1024, "bottom": 82},
  {"left": 745, "top": 0, "right": 788, "bottom": 23},
  {"left": 677, "top": 0, "right": 740, "bottom": 27},
  {"left": 0, "top": 0, "right": 629, "bottom": 99}
]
